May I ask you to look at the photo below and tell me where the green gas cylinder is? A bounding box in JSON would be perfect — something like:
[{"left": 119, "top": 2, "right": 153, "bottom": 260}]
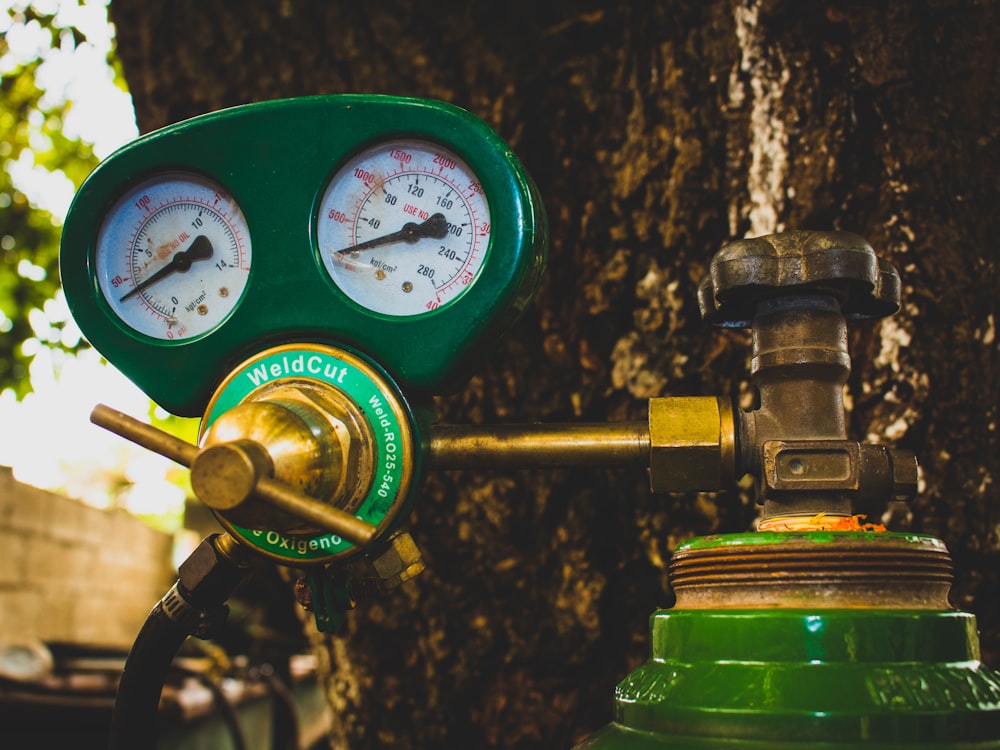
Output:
[{"left": 575, "top": 532, "right": 1000, "bottom": 748}]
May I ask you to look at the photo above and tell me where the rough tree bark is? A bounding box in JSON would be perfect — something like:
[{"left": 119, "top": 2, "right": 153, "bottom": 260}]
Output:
[{"left": 108, "top": 1, "right": 999, "bottom": 747}]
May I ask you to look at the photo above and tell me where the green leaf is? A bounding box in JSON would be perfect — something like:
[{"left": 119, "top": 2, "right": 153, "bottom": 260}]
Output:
[{"left": 0, "top": 5, "right": 104, "bottom": 395}]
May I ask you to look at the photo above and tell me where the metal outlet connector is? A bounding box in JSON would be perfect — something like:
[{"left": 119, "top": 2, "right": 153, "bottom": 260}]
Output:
[{"left": 648, "top": 396, "right": 736, "bottom": 493}]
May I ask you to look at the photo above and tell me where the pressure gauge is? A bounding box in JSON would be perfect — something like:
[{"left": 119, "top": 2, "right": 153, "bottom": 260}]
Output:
[
  {"left": 62, "top": 95, "right": 546, "bottom": 414},
  {"left": 94, "top": 171, "right": 251, "bottom": 340},
  {"left": 317, "top": 139, "right": 491, "bottom": 317}
]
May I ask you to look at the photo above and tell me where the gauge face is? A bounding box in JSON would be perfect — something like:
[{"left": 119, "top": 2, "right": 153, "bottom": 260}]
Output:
[
  {"left": 317, "top": 139, "right": 491, "bottom": 317},
  {"left": 94, "top": 171, "right": 251, "bottom": 340}
]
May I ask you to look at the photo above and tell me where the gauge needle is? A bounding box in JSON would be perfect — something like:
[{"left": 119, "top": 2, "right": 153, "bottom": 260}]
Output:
[
  {"left": 335, "top": 212, "right": 448, "bottom": 254},
  {"left": 120, "top": 235, "right": 214, "bottom": 302}
]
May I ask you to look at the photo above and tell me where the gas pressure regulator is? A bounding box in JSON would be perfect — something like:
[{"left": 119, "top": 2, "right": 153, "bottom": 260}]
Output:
[
  {"left": 61, "top": 95, "right": 547, "bottom": 629},
  {"left": 61, "top": 95, "right": 919, "bottom": 636},
  {"left": 64, "top": 95, "right": 1000, "bottom": 748}
]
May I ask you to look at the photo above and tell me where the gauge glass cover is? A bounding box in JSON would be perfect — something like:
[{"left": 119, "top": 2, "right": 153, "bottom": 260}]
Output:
[
  {"left": 94, "top": 171, "right": 251, "bottom": 341},
  {"left": 317, "top": 139, "right": 491, "bottom": 317}
]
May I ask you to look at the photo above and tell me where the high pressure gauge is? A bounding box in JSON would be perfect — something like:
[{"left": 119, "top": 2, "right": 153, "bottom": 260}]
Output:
[
  {"left": 94, "top": 172, "right": 251, "bottom": 340},
  {"left": 317, "top": 139, "right": 491, "bottom": 317}
]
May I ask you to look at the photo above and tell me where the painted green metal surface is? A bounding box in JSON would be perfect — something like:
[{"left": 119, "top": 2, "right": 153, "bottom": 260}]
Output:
[
  {"left": 674, "top": 530, "right": 946, "bottom": 551},
  {"left": 576, "top": 607, "right": 1000, "bottom": 748},
  {"left": 60, "top": 95, "right": 547, "bottom": 416}
]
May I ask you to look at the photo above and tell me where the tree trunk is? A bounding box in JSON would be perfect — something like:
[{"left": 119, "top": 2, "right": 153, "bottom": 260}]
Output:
[{"left": 109, "top": 1, "right": 1000, "bottom": 747}]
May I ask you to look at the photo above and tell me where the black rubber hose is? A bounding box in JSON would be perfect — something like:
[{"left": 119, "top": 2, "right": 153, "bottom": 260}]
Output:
[
  {"left": 261, "top": 666, "right": 301, "bottom": 750},
  {"left": 172, "top": 663, "right": 249, "bottom": 750},
  {"left": 106, "top": 600, "right": 189, "bottom": 749},
  {"left": 107, "top": 534, "right": 252, "bottom": 749}
]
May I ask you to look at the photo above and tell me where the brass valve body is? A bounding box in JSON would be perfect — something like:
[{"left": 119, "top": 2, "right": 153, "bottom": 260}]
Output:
[{"left": 699, "top": 231, "right": 915, "bottom": 523}]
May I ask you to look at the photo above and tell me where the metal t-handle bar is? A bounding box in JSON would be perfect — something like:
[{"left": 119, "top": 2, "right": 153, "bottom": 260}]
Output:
[{"left": 90, "top": 404, "right": 377, "bottom": 547}]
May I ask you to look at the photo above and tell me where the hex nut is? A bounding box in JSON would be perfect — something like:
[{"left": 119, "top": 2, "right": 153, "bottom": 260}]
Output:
[
  {"left": 371, "top": 532, "right": 425, "bottom": 591},
  {"left": 890, "top": 449, "right": 919, "bottom": 501},
  {"left": 648, "top": 397, "right": 735, "bottom": 493},
  {"left": 177, "top": 534, "right": 252, "bottom": 608}
]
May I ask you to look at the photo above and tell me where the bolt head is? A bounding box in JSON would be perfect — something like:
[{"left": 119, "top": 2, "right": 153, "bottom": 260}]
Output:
[{"left": 890, "top": 449, "right": 919, "bottom": 501}]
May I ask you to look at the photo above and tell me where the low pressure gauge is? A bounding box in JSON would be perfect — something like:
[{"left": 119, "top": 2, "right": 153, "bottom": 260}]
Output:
[
  {"left": 94, "top": 172, "right": 251, "bottom": 340},
  {"left": 317, "top": 139, "right": 491, "bottom": 317}
]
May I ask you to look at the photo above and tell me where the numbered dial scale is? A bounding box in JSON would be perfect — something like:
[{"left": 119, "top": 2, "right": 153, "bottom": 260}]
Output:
[
  {"left": 95, "top": 172, "right": 251, "bottom": 340},
  {"left": 60, "top": 95, "right": 547, "bottom": 415},
  {"left": 319, "top": 140, "right": 490, "bottom": 317}
]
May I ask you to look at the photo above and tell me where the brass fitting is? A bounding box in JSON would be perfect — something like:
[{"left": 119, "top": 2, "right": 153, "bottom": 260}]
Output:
[
  {"left": 648, "top": 396, "right": 736, "bottom": 493},
  {"left": 161, "top": 532, "right": 254, "bottom": 635},
  {"left": 369, "top": 531, "right": 426, "bottom": 591},
  {"left": 175, "top": 533, "right": 253, "bottom": 608}
]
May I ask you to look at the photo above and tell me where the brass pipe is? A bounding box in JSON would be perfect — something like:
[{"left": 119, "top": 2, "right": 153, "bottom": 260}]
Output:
[{"left": 428, "top": 422, "right": 650, "bottom": 469}]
